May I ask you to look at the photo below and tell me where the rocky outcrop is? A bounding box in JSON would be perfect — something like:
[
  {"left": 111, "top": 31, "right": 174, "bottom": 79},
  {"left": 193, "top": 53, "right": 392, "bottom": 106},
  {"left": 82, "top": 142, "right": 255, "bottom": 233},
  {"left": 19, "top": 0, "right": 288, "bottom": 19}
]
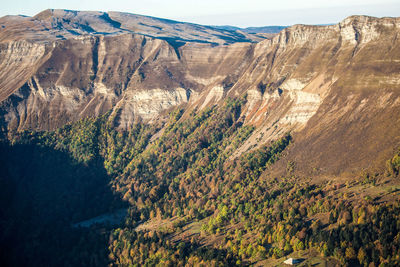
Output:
[
  {"left": 0, "top": 27, "right": 257, "bottom": 131},
  {"left": 1, "top": 11, "right": 400, "bottom": 175},
  {"left": 0, "top": 40, "right": 48, "bottom": 101}
]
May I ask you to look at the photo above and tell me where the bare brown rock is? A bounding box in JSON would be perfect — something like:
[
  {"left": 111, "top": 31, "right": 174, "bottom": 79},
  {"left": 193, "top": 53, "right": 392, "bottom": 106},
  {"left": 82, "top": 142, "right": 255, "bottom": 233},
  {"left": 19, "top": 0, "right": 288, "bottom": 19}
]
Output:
[{"left": 0, "top": 10, "right": 399, "bottom": 175}]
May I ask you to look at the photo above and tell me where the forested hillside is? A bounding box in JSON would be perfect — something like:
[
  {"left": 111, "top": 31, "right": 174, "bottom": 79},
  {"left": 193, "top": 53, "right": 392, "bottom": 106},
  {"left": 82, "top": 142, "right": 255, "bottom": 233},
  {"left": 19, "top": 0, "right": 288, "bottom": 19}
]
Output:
[
  {"left": 1, "top": 9, "right": 400, "bottom": 267},
  {"left": 1, "top": 97, "right": 400, "bottom": 266}
]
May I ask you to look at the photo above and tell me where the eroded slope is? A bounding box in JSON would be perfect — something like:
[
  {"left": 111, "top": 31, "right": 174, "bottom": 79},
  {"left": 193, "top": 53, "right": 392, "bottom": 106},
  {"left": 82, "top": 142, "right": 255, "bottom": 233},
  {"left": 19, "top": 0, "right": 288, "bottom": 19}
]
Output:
[{"left": 0, "top": 13, "right": 399, "bottom": 176}]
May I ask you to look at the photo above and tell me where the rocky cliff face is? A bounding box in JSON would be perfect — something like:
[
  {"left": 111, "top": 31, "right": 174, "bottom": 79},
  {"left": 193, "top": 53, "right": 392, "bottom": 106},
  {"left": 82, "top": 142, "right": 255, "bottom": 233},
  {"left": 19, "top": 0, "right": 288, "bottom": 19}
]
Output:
[{"left": 1, "top": 10, "right": 399, "bottom": 175}]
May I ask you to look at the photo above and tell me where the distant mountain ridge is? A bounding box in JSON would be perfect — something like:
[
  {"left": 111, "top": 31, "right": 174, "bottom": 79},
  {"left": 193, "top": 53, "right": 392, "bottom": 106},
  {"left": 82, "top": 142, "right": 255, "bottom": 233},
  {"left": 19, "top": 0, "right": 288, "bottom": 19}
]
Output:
[
  {"left": 0, "top": 9, "right": 269, "bottom": 44},
  {"left": 213, "top": 25, "right": 286, "bottom": 34}
]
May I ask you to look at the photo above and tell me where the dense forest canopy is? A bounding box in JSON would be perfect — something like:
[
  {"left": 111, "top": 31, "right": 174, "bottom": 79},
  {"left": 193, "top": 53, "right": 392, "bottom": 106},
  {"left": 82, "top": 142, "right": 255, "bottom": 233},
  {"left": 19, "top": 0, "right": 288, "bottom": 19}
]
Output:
[{"left": 1, "top": 97, "right": 400, "bottom": 266}]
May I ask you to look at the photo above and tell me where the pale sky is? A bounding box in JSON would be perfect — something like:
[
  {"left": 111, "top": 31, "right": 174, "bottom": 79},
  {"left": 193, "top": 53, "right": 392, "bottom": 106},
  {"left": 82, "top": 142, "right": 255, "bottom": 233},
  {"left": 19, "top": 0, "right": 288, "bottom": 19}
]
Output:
[{"left": 1, "top": 0, "right": 399, "bottom": 27}]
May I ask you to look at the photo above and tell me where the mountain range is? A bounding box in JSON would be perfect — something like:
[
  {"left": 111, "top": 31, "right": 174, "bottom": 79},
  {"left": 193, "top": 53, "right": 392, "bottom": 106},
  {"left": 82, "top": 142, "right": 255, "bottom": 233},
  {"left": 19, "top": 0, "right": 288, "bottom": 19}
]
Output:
[{"left": 0, "top": 9, "right": 400, "bottom": 267}]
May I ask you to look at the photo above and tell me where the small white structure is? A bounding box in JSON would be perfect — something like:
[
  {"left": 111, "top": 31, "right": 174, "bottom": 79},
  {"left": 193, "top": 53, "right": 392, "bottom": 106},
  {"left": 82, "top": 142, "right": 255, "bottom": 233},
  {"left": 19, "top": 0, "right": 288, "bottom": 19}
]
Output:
[{"left": 283, "top": 258, "right": 302, "bottom": 265}]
